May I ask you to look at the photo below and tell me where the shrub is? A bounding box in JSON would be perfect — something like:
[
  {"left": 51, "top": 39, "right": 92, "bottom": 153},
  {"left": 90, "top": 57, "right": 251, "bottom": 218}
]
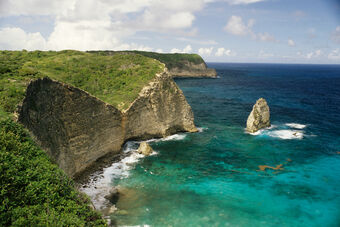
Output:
[{"left": 0, "top": 120, "right": 107, "bottom": 226}]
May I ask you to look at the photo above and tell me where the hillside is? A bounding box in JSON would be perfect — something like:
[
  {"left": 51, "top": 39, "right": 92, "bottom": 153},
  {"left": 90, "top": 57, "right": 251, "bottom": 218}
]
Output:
[
  {"left": 0, "top": 50, "right": 164, "bottom": 120},
  {"left": 0, "top": 119, "right": 107, "bottom": 226},
  {"left": 88, "top": 50, "right": 217, "bottom": 78},
  {"left": 0, "top": 50, "right": 198, "bottom": 224}
]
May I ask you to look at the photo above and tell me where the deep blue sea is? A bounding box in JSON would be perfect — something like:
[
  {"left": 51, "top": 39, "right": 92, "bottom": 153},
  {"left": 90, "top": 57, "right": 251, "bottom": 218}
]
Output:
[{"left": 82, "top": 63, "right": 340, "bottom": 227}]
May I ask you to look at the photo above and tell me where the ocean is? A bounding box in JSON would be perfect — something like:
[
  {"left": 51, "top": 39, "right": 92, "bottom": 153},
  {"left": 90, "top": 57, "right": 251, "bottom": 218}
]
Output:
[{"left": 81, "top": 63, "right": 340, "bottom": 227}]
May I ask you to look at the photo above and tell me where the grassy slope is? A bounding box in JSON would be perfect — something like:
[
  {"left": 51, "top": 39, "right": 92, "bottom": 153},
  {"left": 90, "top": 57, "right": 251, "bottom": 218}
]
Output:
[
  {"left": 0, "top": 119, "right": 107, "bottom": 226},
  {"left": 0, "top": 50, "right": 164, "bottom": 120},
  {"left": 0, "top": 50, "right": 165, "bottom": 226},
  {"left": 89, "top": 50, "right": 205, "bottom": 70}
]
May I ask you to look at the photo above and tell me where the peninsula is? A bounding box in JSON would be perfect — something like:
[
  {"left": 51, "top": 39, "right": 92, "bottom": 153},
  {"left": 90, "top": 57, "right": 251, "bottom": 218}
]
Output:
[{"left": 0, "top": 50, "right": 214, "bottom": 226}]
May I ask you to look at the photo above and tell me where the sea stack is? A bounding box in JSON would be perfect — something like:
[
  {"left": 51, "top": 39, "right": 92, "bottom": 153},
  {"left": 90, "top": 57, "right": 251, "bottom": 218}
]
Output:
[
  {"left": 137, "top": 142, "right": 154, "bottom": 156},
  {"left": 246, "top": 98, "right": 270, "bottom": 133}
]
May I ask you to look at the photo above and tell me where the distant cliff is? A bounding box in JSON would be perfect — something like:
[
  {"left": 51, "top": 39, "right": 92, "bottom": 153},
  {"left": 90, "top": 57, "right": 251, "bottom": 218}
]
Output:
[
  {"left": 18, "top": 69, "right": 197, "bottom": 177},
  {"left": 166, "top": 60, "right": 217, "bottom": 78},
  {"left": 88, "top": 50, "right": 217, "bottom": 78}
]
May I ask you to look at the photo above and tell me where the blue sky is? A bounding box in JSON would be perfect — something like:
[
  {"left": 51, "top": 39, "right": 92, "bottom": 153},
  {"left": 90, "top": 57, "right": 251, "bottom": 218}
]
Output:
[{"left": 0, "top": 0, "right": 339, "bottom": 64}]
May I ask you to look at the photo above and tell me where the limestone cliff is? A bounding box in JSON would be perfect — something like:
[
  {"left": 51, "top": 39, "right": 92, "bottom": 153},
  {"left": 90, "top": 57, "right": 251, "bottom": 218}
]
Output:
[
  {"left": 124, "top": 69, "right": 197, "bottom": 140},
  {"left": 18, "top": 78, "right": 124, "bottom": 177},
  {"left": 168, "top": 61, "right": 217, "bottom": 78},
  {"left": 246, "top": 98, "right": 271, "bottom": 133},
  {"left": 18, "top": 70, "right": 197, "bottom": 178}
]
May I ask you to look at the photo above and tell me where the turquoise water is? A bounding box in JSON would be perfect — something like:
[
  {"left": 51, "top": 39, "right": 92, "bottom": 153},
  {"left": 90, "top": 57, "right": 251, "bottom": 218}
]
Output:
[{"left": 110, "top": 63, "right": 340, "bottom": 226}]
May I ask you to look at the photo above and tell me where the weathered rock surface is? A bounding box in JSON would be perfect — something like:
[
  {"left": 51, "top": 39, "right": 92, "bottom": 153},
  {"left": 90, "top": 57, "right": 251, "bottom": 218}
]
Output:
[
  {"left": 124, "top": 69, "right": 198, "bottom": 140},
  {"left": 246, "top": 98, "right": 270, "bottom": 133},
  {"left": 168, "top": 61, "right": 217, "bottom": 78},
  {"left": 18, "top": 69, "right": 197, "bottom": 177},
  {"left": 18, "top": 78, "right": 124, "bottom": 177},
  {"left": 137, "top": 142, "right": 153, "bottom": 156}
]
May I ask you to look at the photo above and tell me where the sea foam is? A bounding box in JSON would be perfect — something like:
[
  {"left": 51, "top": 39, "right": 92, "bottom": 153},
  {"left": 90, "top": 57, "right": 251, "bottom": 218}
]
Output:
[
  {"left": 247, "top": 123, "right": 308, "bottom": 140},
  {"left": 197, "top": 127, "right": 208, "bottom": 132},
  {"left": 80, "top": 132, "right": 188, "bottom": 210},
  {"left": 146, "top": 133, "right": 187, "bottom": 143},
  {"left": 267, "top": 129, "right": 304, "bottom": 140},
  {"left": 285, "top": 123, "right": 307, "bottom": 129},
  {"left": 79, "top": 141, "right": 145, "bottom": 210}
]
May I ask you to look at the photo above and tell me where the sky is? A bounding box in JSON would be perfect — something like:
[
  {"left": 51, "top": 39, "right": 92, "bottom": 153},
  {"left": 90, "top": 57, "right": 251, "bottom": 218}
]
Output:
[{"left": 0, "top": 0, "right": 339, "bottom": 64}]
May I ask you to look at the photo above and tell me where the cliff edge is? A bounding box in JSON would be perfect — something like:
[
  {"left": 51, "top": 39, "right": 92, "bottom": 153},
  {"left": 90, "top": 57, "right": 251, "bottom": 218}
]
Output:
[
  {"left": 88, "top": 50, "right": 217, "bottom": 78},
  {"left": 18, "top": 69, "right": 197, "bottom": 177}
]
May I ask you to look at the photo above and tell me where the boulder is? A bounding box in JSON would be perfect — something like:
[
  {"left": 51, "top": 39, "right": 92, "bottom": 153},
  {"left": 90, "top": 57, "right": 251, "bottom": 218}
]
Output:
[
  {"left": 137, "top": 142, "right": 153, "bottom": 156},
  {"left": 246, "top": 98, "right": 270, "bottom": 133},
  {"left": 104, "top": 187, "right": 119, "bottom": 204}
]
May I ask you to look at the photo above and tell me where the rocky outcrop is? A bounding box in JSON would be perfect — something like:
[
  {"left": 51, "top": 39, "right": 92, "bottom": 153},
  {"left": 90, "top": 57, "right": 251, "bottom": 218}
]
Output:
[
  {"left": 246, "top": 98, "right": 270, "bottom": 133},
  {"left": 137, "top": 142, "right": 153, "bottom": 156},
  {"left": 18, "top": 78, "right": 124, "bottom": 177},
  {"left": 168, "top": 61, "right": 217, "bottom": 78},
  {"left": 124, "top": 69, "right": 197, "bottom": 140},
  {"left": 18, "top": 69, "right": 197, "bottom": 178}
]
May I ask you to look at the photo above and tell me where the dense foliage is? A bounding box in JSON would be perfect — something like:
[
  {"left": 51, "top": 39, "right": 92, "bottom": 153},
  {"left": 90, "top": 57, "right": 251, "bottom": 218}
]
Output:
[
  {"left": 0, "top": 50, "right": 168, "bottom": 226},
  {"left": 0, "top": 50, "right": 164, "bottom": 116},
  {"left": 0, "top": 119, "right": 107, "bottom": 226},
  {"left": 89, "top": 50, "right": 205, "bottom": 70}
]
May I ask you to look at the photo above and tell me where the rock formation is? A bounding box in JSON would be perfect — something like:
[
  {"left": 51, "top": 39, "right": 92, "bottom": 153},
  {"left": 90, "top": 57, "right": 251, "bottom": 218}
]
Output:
[
  {"left": 124, "top": 69, "right": 198, "bottom": 140},
  {"left": 18, "top": 69, "right": 197, "bottom": 177},
  {"left": 18, "top": 78, "right": 124, "bottom": 176},
  {"left": 168, "top": 61, "right": 217, "bottom": 78},
  {"left": 137, "top": 142, "right": 153, "bottom": 156},
  {"left": 246, "top": 98, "right": 270, "bottom": 133}
]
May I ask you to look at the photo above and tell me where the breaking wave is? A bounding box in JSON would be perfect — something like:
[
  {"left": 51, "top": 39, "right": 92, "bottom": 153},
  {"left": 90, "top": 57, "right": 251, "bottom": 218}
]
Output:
[{"left": 247, "top": 123, "right": 310, "bottom": 140}]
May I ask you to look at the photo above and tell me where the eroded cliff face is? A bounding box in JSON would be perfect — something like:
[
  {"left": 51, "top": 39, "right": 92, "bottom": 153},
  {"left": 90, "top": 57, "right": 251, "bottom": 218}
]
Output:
[
  {"left": 124, "top": 70, "right": 197, "bottom": 140},
  {"left": 18, "top": 71, "right": 197, "bottom": 178},
  {"left": 168, "top": 61, "right": 217, "bottom": 78},
  {"left": 18, "top": 78, "right": 124, "bottom": 177}
]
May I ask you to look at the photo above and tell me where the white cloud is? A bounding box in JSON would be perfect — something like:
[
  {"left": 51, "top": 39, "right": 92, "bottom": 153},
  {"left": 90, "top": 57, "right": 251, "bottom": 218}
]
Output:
[
  {"left": 309, "top": 50, "right": 322, "bottom": 58},
  {"left": 205, "top": 0, "right": 266, "bottom": 5},
  {"left": 293, "top": 10, "right": 306, "bottom": 19},
  {"left": 215, "top": 47, "right": 232, "bottom": 56},
  {"left": 183, "top": 45, "right": 193, "bottom": 53},
  {"left": 198, "top": 47, "right": 214, "bottom": 56},
  {"left": 257, "top": 32, "right": 277, "bottom": 42},
  {"left": 227, "top": 0, "right": 266, "bottom": 4},
  {"left": 155, "top": 48, "right": 163, "bottom": 53},
  {"left": 307, "top": 28, "right": 316, "bottom": 38},
  {"left": 297, "top": 50, "right": 322, "bottom": 59},
  {"left": 0, "top": 0, "right": 74, "bottom": 17},
  {"left": 224, "top": 16, "right": 253, "bottom": 36},
  {"left": 224, "top": 15, "right": 276, "bottom": 42},
  {"left": 331, "top": 26, "right": 340, "bottom": 43},
  {"left": 122, "top": 43, "right": 154, "bottom": 51},
  {"left": 176, "top": 37, "right": 218, "bottom": 45},
  {"left": 0, "top": 27, "right": 47, "bottom": 50},
  {"left": 170, "top": 48, "right": 182, "bottom": 53},
  {"left": 328, "top": 49, "right": 340, "bottom": 61},
  {"left": 0, "top": 0, "right": 208, "bottom": 50},
  {"left": 288, "top": 39, "right": 295, "bottom": 47},
  {"left": 170, "top": 45, "right": 193, "bottom": 53},
  {"left": 258, "top": 50, "right": 274, "bottom": 58}
]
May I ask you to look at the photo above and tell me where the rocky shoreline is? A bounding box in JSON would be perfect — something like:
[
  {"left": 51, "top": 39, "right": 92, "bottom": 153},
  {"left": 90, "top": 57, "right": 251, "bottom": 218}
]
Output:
[{"left": 18, "top": 68, "right": 197, "bottom": 178}]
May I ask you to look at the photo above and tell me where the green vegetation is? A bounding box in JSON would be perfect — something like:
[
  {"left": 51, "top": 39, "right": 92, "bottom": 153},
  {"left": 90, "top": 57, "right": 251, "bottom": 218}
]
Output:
[
  {"left": 0, "top": 119, "right": 107, "bottom": 226},
  {"left": 89, "top": 50, "right": 205, "bottom": 70},
  {"left": 0, "top": 50, "right": 164, "bottom": 117},
  {"left": 0, "top": 50, "right": 166, "bottom": 225}
]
